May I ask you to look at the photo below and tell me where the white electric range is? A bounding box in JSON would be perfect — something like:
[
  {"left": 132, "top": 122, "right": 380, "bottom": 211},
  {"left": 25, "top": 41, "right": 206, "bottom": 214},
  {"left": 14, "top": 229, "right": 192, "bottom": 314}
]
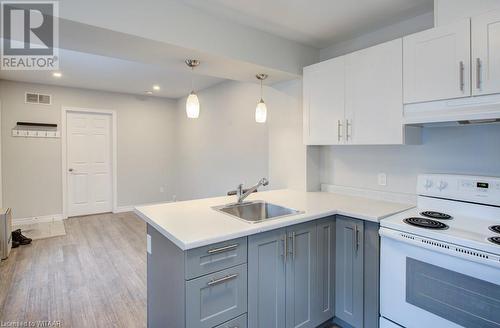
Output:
[{"left": 379, "top": 174, "right": 500, "bottom": 328}]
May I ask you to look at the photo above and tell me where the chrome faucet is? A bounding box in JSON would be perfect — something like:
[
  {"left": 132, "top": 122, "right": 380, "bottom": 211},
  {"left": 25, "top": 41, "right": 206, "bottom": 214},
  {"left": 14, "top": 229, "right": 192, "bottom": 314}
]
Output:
[{"left": 228, "top": 178, "right": 269, "bottom": 204}]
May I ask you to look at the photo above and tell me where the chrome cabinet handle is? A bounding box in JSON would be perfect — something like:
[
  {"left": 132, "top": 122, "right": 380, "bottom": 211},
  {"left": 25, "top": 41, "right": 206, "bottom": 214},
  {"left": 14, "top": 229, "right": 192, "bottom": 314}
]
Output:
[
  {"left": 355, "top": 225, "right": 360, "bottom": 255},
  {"left": 459, "top": 61, "right": 465, "bottom": 91},
  {"left": 207, "top": 273, "right": 239, "bottom": 287},
  {"left": 282, "top": 234, "right": 287, "bottom": 264},
  {"left": 476, "top": 58, "right": 482, "bottom": 90},
  {"left": 337, "top": 120, "right": 343, "bottom": 142},
  {"left": 292, "top": 232, "right": 296, "bottom": 260},
  {"left": 345, "top": 119, "right": 352, "bottom": 142},
  {"left": 207, "top": 243, "right": 239, "bottom": 254}
]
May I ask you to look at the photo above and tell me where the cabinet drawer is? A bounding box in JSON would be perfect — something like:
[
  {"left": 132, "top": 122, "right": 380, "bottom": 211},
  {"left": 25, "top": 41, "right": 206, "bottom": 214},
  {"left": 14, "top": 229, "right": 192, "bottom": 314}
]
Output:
[
  {"left": 214, "top": 313, "right": 247, "bottom": 328},
  {"left": 186, "top": 237, "right": 247, "bottom": 280},
  {"left": 186, "top": 264, "right": 247, "bottom": 328}
]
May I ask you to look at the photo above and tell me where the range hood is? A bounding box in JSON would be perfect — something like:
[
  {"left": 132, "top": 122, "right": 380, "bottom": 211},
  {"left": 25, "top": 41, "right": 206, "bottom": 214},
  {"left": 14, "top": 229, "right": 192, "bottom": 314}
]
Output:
[{"left": 404, "top": 93, "right": 500, "bottom": 126}]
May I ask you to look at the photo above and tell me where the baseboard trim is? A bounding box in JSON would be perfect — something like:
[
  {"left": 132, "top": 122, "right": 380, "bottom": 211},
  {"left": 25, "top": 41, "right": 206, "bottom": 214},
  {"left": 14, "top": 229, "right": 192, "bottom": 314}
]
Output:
[
  {"left": 321, "top": 184, "right": 417, "bottom": 205},
  {"left": 13, "top": 214, "right": 64, "bottom": 226},
  {"left": 114, "top": 201, "right": 171, "bottom": 214}
]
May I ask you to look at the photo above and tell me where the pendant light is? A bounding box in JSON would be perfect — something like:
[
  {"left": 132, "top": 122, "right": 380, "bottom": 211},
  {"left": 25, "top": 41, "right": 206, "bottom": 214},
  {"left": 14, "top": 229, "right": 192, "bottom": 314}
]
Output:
[
  {"left": 185, "top": 59, "right": 200, "bottom": 118},
  {"left": 255, "top": 74, "right": 268, "bottom": 123}
]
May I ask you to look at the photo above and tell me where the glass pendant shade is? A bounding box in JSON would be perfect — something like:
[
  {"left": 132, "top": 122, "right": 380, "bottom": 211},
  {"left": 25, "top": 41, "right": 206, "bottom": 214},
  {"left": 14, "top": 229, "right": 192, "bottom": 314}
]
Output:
[
  {"left": 186, "top": 92, "right": 200, "bottom": 118},
  {"left": 255, "top": 99, "right": 267, "bottom": 123}
]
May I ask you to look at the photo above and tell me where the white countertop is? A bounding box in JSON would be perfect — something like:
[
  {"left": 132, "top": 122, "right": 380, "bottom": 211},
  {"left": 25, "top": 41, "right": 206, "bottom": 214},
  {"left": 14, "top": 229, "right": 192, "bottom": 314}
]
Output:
[{"left": 135, "top": 189, "right": 414, "bottom": 250}]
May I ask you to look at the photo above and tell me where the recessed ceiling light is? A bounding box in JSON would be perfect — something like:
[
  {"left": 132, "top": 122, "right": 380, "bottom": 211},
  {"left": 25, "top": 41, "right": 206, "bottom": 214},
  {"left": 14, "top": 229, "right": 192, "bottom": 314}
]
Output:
[
  {"left": 153, "top": 85, "right": 160, "bottom": 91},
  {"left": 145, "top": 91, "right": 153, "bottom": 95},
  {"left": 52, "top": 72, "right": 62, "bottom": 78}
]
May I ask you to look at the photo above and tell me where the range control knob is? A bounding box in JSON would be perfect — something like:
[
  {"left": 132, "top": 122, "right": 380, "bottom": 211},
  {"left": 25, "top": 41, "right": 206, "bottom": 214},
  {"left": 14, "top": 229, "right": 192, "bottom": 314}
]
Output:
[
  {"left": 424, "top": 179, "right": 433, "bottom": 189},
  {"left": 438, "top": 181, "right": 448, "bottom": 191}
]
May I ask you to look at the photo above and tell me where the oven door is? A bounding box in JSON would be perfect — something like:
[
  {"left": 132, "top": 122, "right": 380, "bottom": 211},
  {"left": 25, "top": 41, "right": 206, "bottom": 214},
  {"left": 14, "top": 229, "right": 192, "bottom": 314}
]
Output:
[{"left": 380, "top": 228, "right": 500, "bottom": 328}]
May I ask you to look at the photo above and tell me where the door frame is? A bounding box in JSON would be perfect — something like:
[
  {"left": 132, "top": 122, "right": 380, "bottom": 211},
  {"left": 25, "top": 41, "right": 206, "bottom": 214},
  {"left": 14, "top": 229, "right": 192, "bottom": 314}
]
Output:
[{"left": 61, "top": 107, "right": 117, "bottom": 218}]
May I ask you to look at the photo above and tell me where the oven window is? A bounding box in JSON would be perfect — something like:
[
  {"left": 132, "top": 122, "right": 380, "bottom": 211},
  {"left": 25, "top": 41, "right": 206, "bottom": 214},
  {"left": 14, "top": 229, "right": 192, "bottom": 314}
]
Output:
[{"left": 406, "top": 258, "right": 500, "bottom": 328}]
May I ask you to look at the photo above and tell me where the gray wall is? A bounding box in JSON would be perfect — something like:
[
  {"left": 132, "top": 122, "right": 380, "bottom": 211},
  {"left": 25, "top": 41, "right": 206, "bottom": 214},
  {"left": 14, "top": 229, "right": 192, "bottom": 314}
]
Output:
[
  {"left": 174, "top": 80, "right": 306, "bottom": 201},
  {"left": 319, "top": 11, "right": 434, "bottom": 61},
  {"left": 319, "top": 125, "right": 500, "bottom": 195},
  {"left": 0, "top": 80, "right": 178, "bottom": 218}
]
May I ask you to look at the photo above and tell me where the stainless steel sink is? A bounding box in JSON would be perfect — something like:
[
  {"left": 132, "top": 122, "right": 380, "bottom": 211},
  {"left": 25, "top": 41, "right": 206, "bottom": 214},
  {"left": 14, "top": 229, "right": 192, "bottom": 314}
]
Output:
[{"left": 213, "top": 201, "right": 303, "bottom": 223}]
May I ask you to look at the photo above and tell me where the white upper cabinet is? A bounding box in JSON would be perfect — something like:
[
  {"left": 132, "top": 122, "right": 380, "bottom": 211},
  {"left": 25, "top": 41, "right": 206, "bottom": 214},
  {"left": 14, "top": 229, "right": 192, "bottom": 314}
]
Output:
[
  {"left": 345, "top": 39, "right": 404, "bottom": 145},
  {"left": 303, "top": 56, "right": 345, "bottom": 145},
  {"left": 472, "top": 10, "right": 500, "bottom": 96},
  {"left": 403, "top": 19, "right": 471, "bottom": 104}
]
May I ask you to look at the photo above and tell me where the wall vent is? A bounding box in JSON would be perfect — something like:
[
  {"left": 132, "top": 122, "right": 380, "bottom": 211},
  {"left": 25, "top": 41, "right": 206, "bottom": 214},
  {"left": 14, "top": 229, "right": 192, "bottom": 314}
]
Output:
[{"left": 25, "top": 92, "right": 52, "bottom": 105}]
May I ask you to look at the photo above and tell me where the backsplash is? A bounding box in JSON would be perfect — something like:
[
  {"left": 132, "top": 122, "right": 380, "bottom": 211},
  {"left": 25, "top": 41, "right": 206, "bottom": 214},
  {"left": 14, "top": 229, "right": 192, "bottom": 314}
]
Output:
[{"left": 319, "top": 124, "right": 500, "bottom": 195}]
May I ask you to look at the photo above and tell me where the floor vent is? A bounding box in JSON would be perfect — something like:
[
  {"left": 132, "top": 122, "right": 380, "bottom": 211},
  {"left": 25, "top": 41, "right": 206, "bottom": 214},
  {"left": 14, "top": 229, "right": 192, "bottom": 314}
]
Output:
[{"left": 25, "top": 92, "right": 52, "bottom": 105}]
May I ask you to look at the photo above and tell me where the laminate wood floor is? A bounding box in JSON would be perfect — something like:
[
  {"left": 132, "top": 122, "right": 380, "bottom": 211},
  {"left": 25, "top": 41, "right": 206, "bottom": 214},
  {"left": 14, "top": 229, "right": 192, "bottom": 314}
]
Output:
[{"left": 0, "top": 212, "right": 147, "bottom": 328}]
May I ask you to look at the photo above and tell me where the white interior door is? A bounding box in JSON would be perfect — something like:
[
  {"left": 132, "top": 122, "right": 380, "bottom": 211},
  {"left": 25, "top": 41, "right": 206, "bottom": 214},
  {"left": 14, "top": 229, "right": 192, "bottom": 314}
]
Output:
[
  {"left": 67, "top": 111, "right": 112, "bottom": 217},
  {"left": 403, "top": 19, "right": 471, "bottom": 104},
  {"left": 472, "top": 9, "right": 500, "bottom": 96}
]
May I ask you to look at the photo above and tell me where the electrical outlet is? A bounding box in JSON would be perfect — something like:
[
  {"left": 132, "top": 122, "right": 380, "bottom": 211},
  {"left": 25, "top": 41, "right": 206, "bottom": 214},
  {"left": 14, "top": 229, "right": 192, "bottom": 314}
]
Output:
[
  {"left": 172, "top": 195, "right": 177, "bottom": 202},
  {"left": 159, "top": 186, "right": 164, "bottom": 193},
  {"left": 378, "top": 173, "right": 387, "bottom": 186}
]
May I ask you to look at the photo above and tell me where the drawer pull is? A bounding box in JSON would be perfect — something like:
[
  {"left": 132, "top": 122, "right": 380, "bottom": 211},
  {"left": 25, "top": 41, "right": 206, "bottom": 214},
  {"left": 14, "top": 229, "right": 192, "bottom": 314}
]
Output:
[
  {"left": 207, "top": 273, "right": 239, "bottom": 287},
  {"left": 207, "top": 243, "right": 239, "bottom": 254}
]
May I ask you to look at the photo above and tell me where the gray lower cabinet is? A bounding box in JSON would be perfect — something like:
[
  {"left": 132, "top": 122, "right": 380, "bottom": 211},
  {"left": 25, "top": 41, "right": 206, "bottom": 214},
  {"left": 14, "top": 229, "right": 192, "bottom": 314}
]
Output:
[
  {"left": 248, "top": 221, "right": 320, "bottom": 328},
  {"left": 247, "top": 228, "right": 286, "bottom": 328},
  {"left": 286, "top": 222, "right": 318, "bottom": 328},
  {"left": 147, "top": 225, "right": 248, "bottom": 328},
  {"left": 335, "top": 216, "right": 364, "bottom": 328},
  {"left": 334, "top": 216, "right": 380, "bottom": 328},
  {"left": 315, "top": 218, "right": 335, "bottom": 325}
]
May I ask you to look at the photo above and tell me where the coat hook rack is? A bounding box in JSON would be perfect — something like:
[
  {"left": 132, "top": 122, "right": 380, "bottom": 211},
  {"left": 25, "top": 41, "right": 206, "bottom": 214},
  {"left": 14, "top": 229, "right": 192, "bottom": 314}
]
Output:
[{"left": 12, "top": 121, "right": 60, "bottom": 138}]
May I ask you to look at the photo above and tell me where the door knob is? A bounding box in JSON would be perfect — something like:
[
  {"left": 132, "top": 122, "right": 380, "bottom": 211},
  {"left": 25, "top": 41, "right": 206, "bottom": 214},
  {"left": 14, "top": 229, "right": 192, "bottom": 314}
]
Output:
[{"left": 68, "top": 168, "right": 74, "bottom": 172}]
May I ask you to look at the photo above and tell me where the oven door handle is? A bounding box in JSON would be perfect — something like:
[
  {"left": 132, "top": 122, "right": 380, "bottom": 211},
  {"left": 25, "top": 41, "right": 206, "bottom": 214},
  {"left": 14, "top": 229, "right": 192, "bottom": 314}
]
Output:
[{"left": 379, "top": 227, "right": 500, "bottom": 269}]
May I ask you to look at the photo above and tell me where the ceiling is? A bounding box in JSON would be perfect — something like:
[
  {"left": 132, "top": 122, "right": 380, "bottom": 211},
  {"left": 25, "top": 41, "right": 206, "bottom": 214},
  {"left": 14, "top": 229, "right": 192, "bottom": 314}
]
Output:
[
  {"left": 183, "top": 0, "right": 434, "bottom": 48},
  {"left": 0, "top": 48, "right": 225, "bottom": 99}
]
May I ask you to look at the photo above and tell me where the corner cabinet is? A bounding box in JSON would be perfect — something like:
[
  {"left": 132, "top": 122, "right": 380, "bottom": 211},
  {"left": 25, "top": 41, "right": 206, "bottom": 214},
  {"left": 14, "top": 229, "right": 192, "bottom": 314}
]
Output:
[
  {"left": 303, "top": 39, "right": 420, "bottom": 146},
  {"left": 334, "top": 216, "right": 380, "bottom": 328}
]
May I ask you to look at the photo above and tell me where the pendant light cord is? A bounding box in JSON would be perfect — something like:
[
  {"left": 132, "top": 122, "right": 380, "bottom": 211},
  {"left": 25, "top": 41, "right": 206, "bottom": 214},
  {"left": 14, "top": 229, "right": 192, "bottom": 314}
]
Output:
[
  {"left": 260, "top": 79, "right": 263, "bottom": 101},
  {"left": 191, "top": 66, "right": 194, "bottom": 92}
]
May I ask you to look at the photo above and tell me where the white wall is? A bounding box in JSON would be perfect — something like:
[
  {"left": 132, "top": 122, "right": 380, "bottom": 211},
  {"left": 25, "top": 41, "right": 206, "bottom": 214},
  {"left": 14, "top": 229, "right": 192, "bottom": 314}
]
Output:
[
  {"left": 434, "top": 0, "right": 500, "bottom": 26},
  {"left": 174, "top": 79, "right": 306, "bottom": 201},
  {"left": 0, "top": 80, "right": 177, "bottom": 219},
  {"left": 319, "top": 124, "right": 500, "bottom": 195},
  {"left": 319, "top": 11, "right": 434, "bottom": 60}
]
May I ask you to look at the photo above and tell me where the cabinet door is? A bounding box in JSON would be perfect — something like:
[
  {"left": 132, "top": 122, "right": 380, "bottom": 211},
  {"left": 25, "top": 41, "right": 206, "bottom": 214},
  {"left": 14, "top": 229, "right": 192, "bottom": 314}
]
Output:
[
  {"left": 315, "top": 218, "right": 335, "bottom": 325},
  {"left": 248, "top": 228, "right": 287, "bottom": 328},
  {"left": 286, "top": 222, "right": 317, "bottom": 328},
  {"left": 345, "top": 39, "right": 404, "bottom": 145},
  {"left": 403, "top": 19, "right": 471, "bottom": 103},
  {"left": 335, "top": 216, "right": 364, "bottom": 328},
  {"left": 303, "top": 56, "right": 345, "bottom": 145},
  {"left": 472, "top": 9, "right": 500, "bottom": 96}
]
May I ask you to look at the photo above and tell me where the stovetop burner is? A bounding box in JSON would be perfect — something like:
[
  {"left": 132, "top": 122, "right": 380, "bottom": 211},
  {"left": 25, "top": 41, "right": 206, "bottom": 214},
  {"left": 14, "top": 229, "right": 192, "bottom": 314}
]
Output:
[
  {"left": 420, "top": 211, "right": 452, "bottom": 220},
  {"left": 488, "top": 236, "right": 500, "bottom": 245},
  {"left": 404, "top": 217, "right": 449, "bottom": 230},
  {"left": 489, "top": 225, "right": 500, "bottom": 234}
]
